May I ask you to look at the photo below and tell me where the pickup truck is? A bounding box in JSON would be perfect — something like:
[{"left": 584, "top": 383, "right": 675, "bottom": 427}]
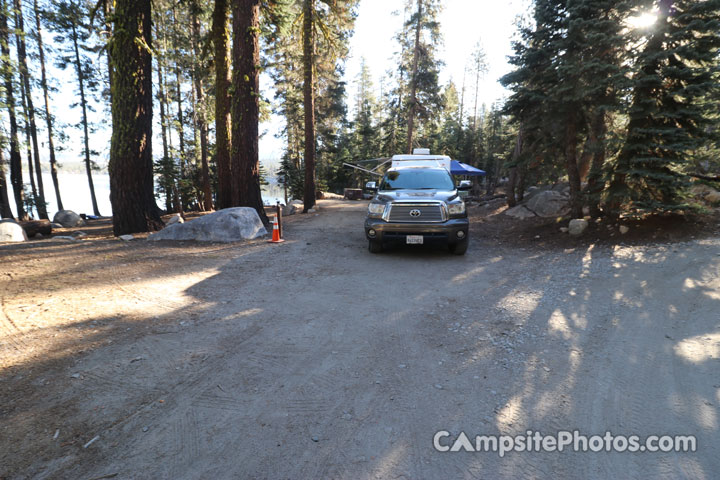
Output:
[{"left": 364, "top": 166, "right": 471, "bottom": 255}]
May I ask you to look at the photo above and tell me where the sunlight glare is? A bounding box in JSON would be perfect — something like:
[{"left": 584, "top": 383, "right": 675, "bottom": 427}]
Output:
[{"left": 627, "top": 12, "right": 657, "bottom": 29}]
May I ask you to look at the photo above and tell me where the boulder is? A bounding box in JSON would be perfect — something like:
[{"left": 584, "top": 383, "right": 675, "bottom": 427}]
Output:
[
  {"left": 690, "top": 184, "right": 716, "bottom": 196},
  {"left": 0, "top": 220, "right": 28, "bottom": 242},
  {"left": 119, "top": 234, "right": 134, "bottom": 241},
  {"left": 166, "top": 214, "right": 184, "bottom": 225},
  {"left": 525, "top": 190, "right": 570, "bottom": 218},
  {"left": 50, "top": 222, "right": 64, "bottom": 229},
  {"left": 148, "top": 207, "right": 267, "bottom": 242},
  {"left": 619, "top": 225, "right": 630, "bottom": 235},
  {"left": 504, "top": 205, "right": 536, "bottom": 219},
  {"left": 53, "top": 210, "right": 85, "bottom": 228},
  {"left": 568, "top": 219, "right": 589, "bottom": 236},
  {"left": 704, "top": 191, "right": 720, "bottom": 204},
  {"left": 49, "top": 235, "right": 76, "bottom": 242}
]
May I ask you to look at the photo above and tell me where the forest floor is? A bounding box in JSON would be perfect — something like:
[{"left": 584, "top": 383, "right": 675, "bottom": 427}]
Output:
[{"left": 1, "top": 200, "right": 719, "bottom": 479}]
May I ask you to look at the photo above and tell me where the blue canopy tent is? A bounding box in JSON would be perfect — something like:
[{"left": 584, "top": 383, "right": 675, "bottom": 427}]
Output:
[{"left": 450, "top": 160, "right": 486, "bottom": 176}]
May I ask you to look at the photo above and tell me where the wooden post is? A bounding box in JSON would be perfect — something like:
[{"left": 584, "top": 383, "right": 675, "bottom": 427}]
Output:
[{"left": 276, "top": 201, "right": 283, "bottom": 239}]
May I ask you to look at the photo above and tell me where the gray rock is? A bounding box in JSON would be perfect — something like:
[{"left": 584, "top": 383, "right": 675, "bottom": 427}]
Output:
[
  {"left": 72, "top": 231, "right": 87, "bottom": 237},
  {"left": 53, "top": 210, "right": 85, "bottom": 227},
  {"left": 526, "top": 190, "right": 570, "bottom": 218},
  {"left": 166, "top": 214, "right": 184, "bottom": 225},
  {"left": 568, "top": 219, "right": 589, "bottom": 236},
  {"left": 49, "top": 236, "right": 76, "bottom": 242},
  {"left": 50, "top": 223, "right": 64, "bottom": 229},
  {"left": 705, "top": 191, "right": 720, "bottom": 204},
  {"left": 504, "top": 205, "right": 536, "bottom": 219},
  {"left": 619, "top": 225, "right": 630, "bottom": 235},
  {"left": 119, "top": 234, "right": 134, "bottom": 241},
  {"left": 0, "top": 220, "right": 28, "bottom": 242},
  {"left": 148, "top": 207, "right": 267, "bottom": 242},
  {"left": 560, "top": 227, "right": 569, "bottom": 233}
]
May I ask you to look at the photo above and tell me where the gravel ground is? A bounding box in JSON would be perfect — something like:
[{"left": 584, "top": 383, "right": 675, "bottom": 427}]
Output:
[{"left": 1, "top": 200, "right": 719, "bottom": 479}]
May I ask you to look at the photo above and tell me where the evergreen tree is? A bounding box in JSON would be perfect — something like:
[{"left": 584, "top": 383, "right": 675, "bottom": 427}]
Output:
[
  {"left": 108, "top": 0, "right": 163, "bottom": 234},
  {"left": 49, "top": 0, "right": 103, "bottom": 216},
  {"left": 609, "top": 0, "right": 720, "bottom": 214},
  {"left": 404, "top": 0, "right": 442, "bottom": 152}
]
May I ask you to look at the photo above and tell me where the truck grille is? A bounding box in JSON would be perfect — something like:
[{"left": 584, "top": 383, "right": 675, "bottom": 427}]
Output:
[{"left": 387, "top": 203, "right": 445, "bottom": 223}]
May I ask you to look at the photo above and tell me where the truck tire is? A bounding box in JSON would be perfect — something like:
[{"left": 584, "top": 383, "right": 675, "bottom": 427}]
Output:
[
  {"left": 368, "top": 239, "right": 383, "bottom": 253},
  {"left": 449, "top": 238, "right": 468, "bottom": 255}
]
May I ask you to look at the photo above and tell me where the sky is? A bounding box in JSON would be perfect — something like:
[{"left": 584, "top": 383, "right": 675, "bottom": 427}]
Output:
[
  {"left": 260, "top": 0, "right": 531, "bottom": 161},
  {"left": 23, "top": 0, "right": 531, "bottom": 170}
]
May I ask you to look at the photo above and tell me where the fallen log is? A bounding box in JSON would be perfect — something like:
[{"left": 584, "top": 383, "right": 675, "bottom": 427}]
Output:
[{"left": 20, "top": 219, "right": 52, "bottom": 237}]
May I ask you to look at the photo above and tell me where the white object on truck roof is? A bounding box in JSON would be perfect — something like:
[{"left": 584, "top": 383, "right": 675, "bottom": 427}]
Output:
[{"left": 390, "top": 150, "right": 451, "bottom": 171}]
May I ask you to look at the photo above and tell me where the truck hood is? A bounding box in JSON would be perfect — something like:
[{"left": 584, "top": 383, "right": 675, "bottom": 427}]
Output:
[{"left": 376, "top": 189, "right": 459, "bottom": 203}]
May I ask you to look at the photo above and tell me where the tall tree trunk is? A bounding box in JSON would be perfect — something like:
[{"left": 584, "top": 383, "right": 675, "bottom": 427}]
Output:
[
  {"left": 33, "top": 0, "right": 62, "bottom": 211},
  {"left": 0, "top": 0, "right": 27, "bottom": 220},
  {"left": 0, "top": 142, "right": 12, "bottom": 218},
  {"left": 157, "top": 51, "right": 172, "bottom": 213},
  {"left": 71, "top": 23, "right": 100, "bottom": 216},
  {"left": 586, "top": 111, "right": 607, "bottom": 217},
  {"left": 190, "top": 2, "right": 212, "bottom": 211},
  {"left": 103, "top": 0, "right": 112, "bottom": 104},
  {"left": 231, "top": 0, "right": 268, "bottom": 223},
  {"left": 109, "top": 0, "right": 163, "bottom": 235},
  {"left": 19, "top": 81, "right": 38, "bottom": 216},
  {"left": 565, "top": 111, "right": 583, "bottom": 219},
  {"left": 212, "top": 0, "right": 232, "bottom": 210},
  {"left": 172, "top": 5, "right": 187, "bottom": 211},
  {"left": 14, "top": 0, "right": 47, "bottom": 218},
  {"left": 506, "top": 127, "right": 523, "bottom": 208},
  {"left": 406, "top": 0, "right": 422, "bottom": 154},
  {"left": 302, "top": 0, "right": 316, "bottom": 211}
]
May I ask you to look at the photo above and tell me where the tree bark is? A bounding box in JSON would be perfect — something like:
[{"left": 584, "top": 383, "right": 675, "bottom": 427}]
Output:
[
  {"left": 33, "top": 0, "right": 63, "bottom": 211},
  {"left": 157, "top": 49, "right": 172, "bottom": 213},
  {"left": 189, "top": 2, "right": 212, "bottom": 211},
  {"left": 19, "top": 79, "right": 38, "bottom": 216},
  {"left": 231, "top": 0, "right": 268, "bottom": 223},
  {"left": 586, "top": 111, "right": 607, "bottom": 217},
  {"left": 14, "top": 0, "right": 47, "bottom": 219},
  {"left": 172, "top": 5, "right": 187, "bottom": 211},
  {"left": 109, "top": 0, "right": 163, "bottom": 235},
  {"left": 0, "top": 136, "right": 13, "bottom": 218},
  {"left": 212, "top": 0, "right": 232, "bottom": 210},
  {"left": 302, "top": 0, "right": 317, "bottom": 211},
  {"left": 0, "top": 0, "right": 27, "bottom": 220},
  {"left": 70, "top": 22, "right": 100, "bottom": 216},
  {"left": 564, "top": 111, "right": 583, "bottom": 219},
  {"left": 406, "top": 0, "right": 422, "bottom": 154}
]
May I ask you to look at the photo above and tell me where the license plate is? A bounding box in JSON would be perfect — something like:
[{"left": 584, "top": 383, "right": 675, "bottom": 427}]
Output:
[{"left": 406, "top": 235, "right": 424, "bottom": 244}]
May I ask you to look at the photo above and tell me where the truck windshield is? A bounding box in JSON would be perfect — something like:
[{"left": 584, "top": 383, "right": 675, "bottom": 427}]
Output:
[{"left": 380, "top": 169, "right": 454, "bottom": 191}]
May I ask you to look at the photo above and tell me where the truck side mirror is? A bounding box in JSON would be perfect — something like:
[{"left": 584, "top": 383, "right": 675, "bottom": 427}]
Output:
[
  {"left": 366, "top": 181, "right": 378, "bottom": 191},
  {"left": 457, "top": 180, "right": 472, "bottom": 191}
]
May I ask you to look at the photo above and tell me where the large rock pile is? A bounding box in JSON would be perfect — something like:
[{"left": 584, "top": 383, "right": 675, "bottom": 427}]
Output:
[{"left": 148, "top": 207, "right": 267, "bottom": 242}]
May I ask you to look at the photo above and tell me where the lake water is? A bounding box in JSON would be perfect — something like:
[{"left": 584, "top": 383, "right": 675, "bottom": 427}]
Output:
[{"left": 4, "top": 173, "right": 286, "bottom": 219}]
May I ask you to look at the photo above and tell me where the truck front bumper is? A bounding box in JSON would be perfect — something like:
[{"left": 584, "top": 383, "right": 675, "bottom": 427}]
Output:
[{"left": 364, "top": 217, "right": 469, "bottom": 245}]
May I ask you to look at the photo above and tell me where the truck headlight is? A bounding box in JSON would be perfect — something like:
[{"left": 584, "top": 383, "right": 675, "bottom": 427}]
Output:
[
  {"left": 447, "top": 202, "right": 465, "bottom": 215},
  {"left": 368, "top": 203, "right": 385, "bottom": 215}
]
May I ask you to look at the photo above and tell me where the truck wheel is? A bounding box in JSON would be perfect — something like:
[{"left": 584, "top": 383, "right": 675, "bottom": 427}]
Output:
[
  {"left": 368, "top": 239, "right": 383, "bottom": 253},
  {"left": 449, "top": 238, "right": 468, "bottom": 255}
]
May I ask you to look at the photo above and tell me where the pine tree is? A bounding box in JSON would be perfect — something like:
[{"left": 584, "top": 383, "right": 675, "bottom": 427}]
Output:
[
  {"left": 14, "top": 0, "right": 47, "bottom": 219},
  {"left": 108, "top": 0, "right": 163, "bottom": 234},
  {"left": 50, "top": 0, "right": 102, "bottom": 216},
  {"left": 0, "top": 0, "right": 27, "bottom": 220},
  {"left": 33, "top": 0, "right": 63, "bottom": 211},
  {"left": 211, "top": 0, "right": 232, "bottom": 209},
  {"left": 609, "top": 0, "right": 720, "bottom": 214},
  {"left": 404, "top": 0, "right": 443, "bottom": 153}
]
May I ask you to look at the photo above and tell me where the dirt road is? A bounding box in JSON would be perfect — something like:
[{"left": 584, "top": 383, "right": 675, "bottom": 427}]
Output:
[{"left": 1, "top": 200, "right": 719, "bottom": 479}]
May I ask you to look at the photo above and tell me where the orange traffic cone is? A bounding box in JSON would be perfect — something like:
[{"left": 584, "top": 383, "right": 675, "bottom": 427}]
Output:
[{"left": 268, "top": 215, "right": 284, "bottom": 243}]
